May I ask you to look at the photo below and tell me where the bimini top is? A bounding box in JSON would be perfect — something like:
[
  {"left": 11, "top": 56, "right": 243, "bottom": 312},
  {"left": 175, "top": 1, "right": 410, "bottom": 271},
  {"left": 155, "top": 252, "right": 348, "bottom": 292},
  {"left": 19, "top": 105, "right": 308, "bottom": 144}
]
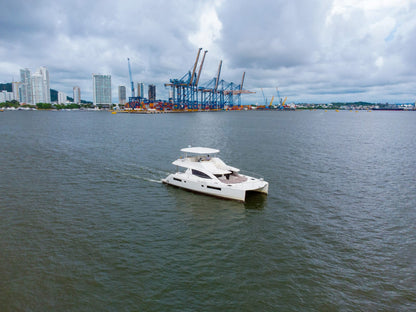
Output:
[{"left": 180, "top": 147, "right": 220, "bottom": 154}]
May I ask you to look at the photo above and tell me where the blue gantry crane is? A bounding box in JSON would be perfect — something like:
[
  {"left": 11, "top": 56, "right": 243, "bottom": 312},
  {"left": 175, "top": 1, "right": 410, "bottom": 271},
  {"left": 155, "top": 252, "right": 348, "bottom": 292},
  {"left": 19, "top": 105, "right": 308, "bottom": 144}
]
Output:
[
  {"left": 127, "top": 58, "right": 135, "bottom": 98},
  {"left": 126, "top": 58, "right": 146, "bottom": 110},
  {"left": 165, "top": 48, "right": 205, "bottom": 109},
  {"left": 166, "top": 48, "right": 253, "bottom": 110}
]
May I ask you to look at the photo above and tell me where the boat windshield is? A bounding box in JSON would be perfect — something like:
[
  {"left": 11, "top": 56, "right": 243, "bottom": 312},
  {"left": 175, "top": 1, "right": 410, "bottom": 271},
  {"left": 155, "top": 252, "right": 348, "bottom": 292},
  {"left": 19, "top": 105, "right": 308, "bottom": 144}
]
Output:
[{"left": 192, "top": 169, "right": 212, "bottom": 179}]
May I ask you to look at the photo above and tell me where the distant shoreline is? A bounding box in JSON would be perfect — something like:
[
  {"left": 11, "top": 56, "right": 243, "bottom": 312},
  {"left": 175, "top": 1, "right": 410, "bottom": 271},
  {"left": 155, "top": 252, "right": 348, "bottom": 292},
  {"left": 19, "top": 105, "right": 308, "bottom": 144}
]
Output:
[{"left": 2, "top": 107, "right": 415, "bottom": 113}]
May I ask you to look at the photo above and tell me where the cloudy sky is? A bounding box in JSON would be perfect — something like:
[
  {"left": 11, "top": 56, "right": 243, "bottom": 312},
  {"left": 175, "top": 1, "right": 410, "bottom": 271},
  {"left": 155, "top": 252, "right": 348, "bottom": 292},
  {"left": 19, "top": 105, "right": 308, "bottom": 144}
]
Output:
[{"left": 1, "top": 0, "right": 415, "bottom": 104}]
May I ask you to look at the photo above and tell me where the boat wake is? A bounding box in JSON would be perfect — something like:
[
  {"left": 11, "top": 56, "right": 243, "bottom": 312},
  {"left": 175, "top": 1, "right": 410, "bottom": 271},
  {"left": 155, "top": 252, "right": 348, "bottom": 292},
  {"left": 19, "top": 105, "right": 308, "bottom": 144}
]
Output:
[
  {"left": 105, "top": 165, "right": 168, "bottom": 184},
  {"left": 130, "top": 175, "right": 163, "bottom": 184}
]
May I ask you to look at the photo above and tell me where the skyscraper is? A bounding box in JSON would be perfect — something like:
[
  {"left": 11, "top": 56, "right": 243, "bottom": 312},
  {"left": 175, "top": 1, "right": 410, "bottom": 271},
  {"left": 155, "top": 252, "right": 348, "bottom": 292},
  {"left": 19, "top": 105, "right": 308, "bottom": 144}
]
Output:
[
  {"left": 118, "top": 85, "right": 126, "bottom": 104},
  {"left": 92, "top": 74, "right": 111, "bottom": 107},
  {"left": 31, "top": 67, "right": 50, "bottom": 104},
  {"left": 19, "top": 68, "right": 32, "bottom": 104},
  {"left": 148, "top": 84, "right": 156, "bottom": 102},
  {"left": 18, "top": 66, "right": 50, "bottom": 105},
  {"left": 12, "top": 82, "right": 20, "bottom": 102},
  {"left": 39, "top": 66, "right": 50, "bottom": 103},
  {"left": 31, "top": 72, "right": 44, "bottom": 104},
  {"left": 73, "top": 86, "right": 81, "bottom": 104},
  {"left": 137, "top": 82, "right": 145, "bottom": 98}
]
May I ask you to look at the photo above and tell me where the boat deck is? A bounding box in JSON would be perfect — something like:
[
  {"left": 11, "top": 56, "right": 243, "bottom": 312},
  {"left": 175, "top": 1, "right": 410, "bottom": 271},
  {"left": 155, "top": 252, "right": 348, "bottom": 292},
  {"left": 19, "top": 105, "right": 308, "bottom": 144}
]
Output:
[{"left": 218, "top": 174, "right": 248, "bottom": 184}]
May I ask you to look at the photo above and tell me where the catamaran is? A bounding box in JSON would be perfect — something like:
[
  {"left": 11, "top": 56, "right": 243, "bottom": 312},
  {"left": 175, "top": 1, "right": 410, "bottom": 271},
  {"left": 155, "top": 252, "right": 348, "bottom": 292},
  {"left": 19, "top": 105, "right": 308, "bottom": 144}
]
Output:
[{"left": 162, "top": 147, "right": 268, "bottom": 202}]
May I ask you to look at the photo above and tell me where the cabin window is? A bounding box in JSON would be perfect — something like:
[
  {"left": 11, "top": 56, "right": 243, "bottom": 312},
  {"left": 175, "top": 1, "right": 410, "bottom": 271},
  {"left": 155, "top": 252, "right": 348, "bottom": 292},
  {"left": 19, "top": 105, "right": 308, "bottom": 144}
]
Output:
[
  {"left": 191, "top": 169, "right": 211, "bottom": 179},
  {"left": 207, "top": 186, "right": 221, "bottom": 191}
]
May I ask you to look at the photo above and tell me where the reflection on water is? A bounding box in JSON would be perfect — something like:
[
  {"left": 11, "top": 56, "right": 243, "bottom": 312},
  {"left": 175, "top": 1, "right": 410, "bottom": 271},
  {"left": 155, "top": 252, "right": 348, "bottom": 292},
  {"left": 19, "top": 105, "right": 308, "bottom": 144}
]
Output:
[{"left": 244, "top": 192, "right": 267, "bottom": 209}]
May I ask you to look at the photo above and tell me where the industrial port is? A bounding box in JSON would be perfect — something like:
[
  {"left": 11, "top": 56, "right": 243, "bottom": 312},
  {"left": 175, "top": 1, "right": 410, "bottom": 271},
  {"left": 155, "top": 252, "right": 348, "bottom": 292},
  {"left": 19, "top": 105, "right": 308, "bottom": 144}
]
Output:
[{"left": 124, "top": 48, "right": 259, "bottom": 112}]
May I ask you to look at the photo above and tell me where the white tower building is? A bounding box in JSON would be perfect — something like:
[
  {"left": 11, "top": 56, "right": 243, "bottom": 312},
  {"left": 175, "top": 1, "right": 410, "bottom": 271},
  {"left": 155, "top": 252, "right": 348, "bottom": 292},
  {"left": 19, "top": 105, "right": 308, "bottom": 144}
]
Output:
[
  {"left": 19, "top": 68, "right": 32, "bottom": 104},
  {"left": 92, "top": 74, "right": 111, "bottom": 107},
  {"left": 73, "top": 86, "right": 81, "bottom": 104},
  {"left": 118, "top": 85, "right": 126, "bottom": 104},
  {"left": 12, "top": 82, "right": 20, "bottom": 102},
  {"left": 31, "top": 72, "right": 44, "bottom": 104},
  {"left": 31, "top": 67, "right": 50, "bottom": 104},
  {"left": 39, "top": 66, "right": 50, "bottom": 103},
  {"left": 58, "top": 91, "right": 66, "bottom": 104}
]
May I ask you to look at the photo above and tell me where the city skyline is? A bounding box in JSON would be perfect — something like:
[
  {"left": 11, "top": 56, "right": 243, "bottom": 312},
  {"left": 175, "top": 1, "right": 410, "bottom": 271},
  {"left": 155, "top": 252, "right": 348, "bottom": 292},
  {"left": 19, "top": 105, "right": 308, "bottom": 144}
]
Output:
[
  {"left": 1, "top": 0, "right": 416, "bottom": 104},
  {"left": 9, "top": 66, "right": 51, "bottom": 105},
  {"left": 0, "top": 71, "right": 157, "bottom": 105}
]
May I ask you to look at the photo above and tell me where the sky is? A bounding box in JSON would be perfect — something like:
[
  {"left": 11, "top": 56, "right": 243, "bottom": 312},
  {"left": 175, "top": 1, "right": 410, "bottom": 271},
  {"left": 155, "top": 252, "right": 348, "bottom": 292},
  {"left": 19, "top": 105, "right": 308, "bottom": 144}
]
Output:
[{"left": 1, "top": 0, "right": 415, "bottom": 104}]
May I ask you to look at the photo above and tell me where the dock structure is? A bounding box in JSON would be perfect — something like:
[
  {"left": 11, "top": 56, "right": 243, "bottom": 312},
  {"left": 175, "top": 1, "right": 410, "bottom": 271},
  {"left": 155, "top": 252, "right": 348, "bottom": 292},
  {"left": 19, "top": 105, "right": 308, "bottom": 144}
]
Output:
[
  {"left": 125, "top": 48, "right": 254, "bottom": 112},
  {"left": 165, "top": 48, "right": 254, "bottom": 111}
]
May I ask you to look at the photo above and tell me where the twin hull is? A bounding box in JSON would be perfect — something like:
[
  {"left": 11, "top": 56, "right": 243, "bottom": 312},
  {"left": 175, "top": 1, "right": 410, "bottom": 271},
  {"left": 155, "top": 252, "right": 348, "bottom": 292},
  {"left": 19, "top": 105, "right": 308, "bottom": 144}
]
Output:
[{"left": 162, "top": 172, "right": 268, "bottom": 202}]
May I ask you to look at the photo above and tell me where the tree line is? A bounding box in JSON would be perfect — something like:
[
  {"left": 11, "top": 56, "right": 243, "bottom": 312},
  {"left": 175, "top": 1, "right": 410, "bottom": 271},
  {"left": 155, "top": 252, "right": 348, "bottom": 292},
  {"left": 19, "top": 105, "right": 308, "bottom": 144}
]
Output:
[{"left": 1, "top": 100, "right": 93, "bottom": 110}]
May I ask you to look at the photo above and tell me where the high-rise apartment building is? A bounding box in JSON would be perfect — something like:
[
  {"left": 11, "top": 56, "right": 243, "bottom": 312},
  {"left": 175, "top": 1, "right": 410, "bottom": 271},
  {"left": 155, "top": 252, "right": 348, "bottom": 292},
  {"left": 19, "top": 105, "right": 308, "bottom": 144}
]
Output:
[
  {"left": 28, "top": 66, "right": 50, "bottom": 104},
  {"left": 18, "top": 66, "right": 50, "bottom": 104},
  {"left": 12, "top": 82, "right": 20, "bottom": 102},
  {"left": 0, "top": 91, "right": 13, "bottom": 102},
  {"left": 58, "top": 91, "right": 66, "bottom": 104},
  {"left": 118, "top": 85, "right": 126, "bottom": 104},
  {"left": 19, "top": 68, "right": 32, "bottom": 104},
  {"left": 73, "top": 86, "right": 81, "bottom": 104},
  {"left": 137, "top": 82, "right": 145, "bottom": 98},
  {"left": 92, "top": 74, "right": 111, "bottom": 107},
  {"left": 31, "top": 72, "right": 44, "bottom": 104},
  {"left": 39, "top": 66, "right": 50, "bottom": 103},
  {"left": 148, "top": 84, "right": 156, "bottom": 102}
]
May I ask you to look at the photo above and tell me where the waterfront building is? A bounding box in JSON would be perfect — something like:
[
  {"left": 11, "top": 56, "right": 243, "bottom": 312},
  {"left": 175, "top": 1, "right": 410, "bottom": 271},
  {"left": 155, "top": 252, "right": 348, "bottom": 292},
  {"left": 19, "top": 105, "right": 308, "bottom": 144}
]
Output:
[
  {"left": 17, "top": 66, "right": 50, "bottom": 105},
  {"left": 137, "top": 82, "right": 145, "bottom": 98},
  {"left": 0, "top": 91, "right": 14, "bottom": 102},
  {"left": 92, "top": 74, "right": 111, "bottom": 107},
  {"left": 148, "top": 84, "right": 156, "bottom": 102},
  {"left": 39, "top": 66, "right": 50, "bottom": 103},
  {"left": 30, "top": 67, "right": 51, "bottom": 104},
  {"left": 58, "top": 91, "right": 66, "bottom": 104},
  {"left": 19, "top": 68, "right": 32, "bottom": 104},
  {"left": 118, "top": 85, "right": 126, "bottom": 104},
  {"left": 73, "top": 86, "right": 81, "bottom": 104},
  {"left": 31, "top": 72, "right": 44, "bottom": 104},
  {"left": 12, "top": 82, "right": 20, "bottom": 102}
]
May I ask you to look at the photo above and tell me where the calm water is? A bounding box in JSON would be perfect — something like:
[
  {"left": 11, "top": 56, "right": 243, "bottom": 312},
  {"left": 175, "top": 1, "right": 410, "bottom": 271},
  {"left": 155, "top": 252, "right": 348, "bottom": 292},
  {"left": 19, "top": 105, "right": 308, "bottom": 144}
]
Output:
[{"left": 1, "top": 110, "right": 415, "bottom": 311}]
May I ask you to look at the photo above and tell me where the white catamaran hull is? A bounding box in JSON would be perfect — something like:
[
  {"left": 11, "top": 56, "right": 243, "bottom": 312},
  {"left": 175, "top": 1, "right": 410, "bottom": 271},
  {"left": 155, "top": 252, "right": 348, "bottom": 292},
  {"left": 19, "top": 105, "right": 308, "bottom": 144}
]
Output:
[{"left": 162, "top": 172, "right": 268, "bottom": 202}]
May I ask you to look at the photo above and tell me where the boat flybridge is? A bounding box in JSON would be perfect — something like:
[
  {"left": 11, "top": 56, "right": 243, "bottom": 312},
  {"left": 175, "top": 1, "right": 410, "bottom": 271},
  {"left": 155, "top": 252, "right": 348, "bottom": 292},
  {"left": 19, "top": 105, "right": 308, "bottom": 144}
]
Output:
[{"left": 162, "top": 147, "right": 268, "bottom": 202}]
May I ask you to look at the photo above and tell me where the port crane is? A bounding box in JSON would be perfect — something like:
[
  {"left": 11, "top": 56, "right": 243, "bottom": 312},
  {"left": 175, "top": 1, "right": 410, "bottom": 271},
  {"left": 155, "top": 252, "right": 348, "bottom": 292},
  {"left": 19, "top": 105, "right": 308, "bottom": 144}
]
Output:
[
  {"left": 258, "top": 89, "right": 278, "bottom": 109},
  {"left": 269, "top": 96, "right": 275, "bottom": 108},
  {"left": 127, "top": 58, "right": 135, "bottom": 98},
  {"left": 276, "top": 87, "right": 287, "bottom": 108},
  {"left": 165, "top": 48, "right": 204, "bottom": 109},
  {"left": 126, "top": 58, "right": 146, "bottom": 110},
  {"left": 260, "top": 88, "right": 268, "bottom": 108},
  {"left": 165, "top": 48, "right": 254, "bottom": 110}
]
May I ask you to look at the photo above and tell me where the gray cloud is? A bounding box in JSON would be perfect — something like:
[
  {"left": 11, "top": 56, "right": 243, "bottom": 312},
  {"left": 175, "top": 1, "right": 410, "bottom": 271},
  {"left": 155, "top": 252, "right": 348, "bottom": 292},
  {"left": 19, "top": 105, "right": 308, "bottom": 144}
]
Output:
[
  {"left": 1, "top": 0, "right": 415, "bottom": 103},
  {"left": 217, "top": 0, "right": 332, "bottom": 70}
]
